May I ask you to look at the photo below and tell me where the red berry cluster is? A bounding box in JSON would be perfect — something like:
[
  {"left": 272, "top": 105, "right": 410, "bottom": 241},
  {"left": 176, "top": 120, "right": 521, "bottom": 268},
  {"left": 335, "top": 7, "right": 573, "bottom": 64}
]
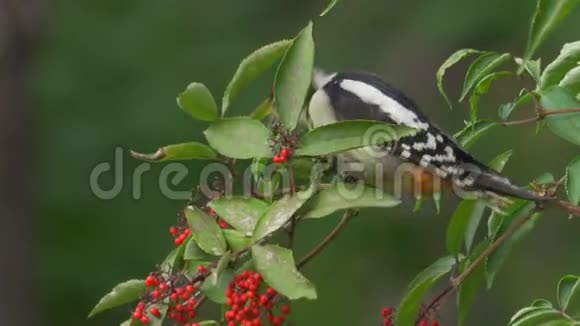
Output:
[
  {"left": 418, "top": 320, "right": 439, "bottom": 326},
  {"left": 381, "top": 307, "right": 394, "bottom": 326},
  {"left": 132, "top": 273, "right": 203, "bottom": 325},
  {"left": 224, "top": 271, "right": 290, "bottom": 326},
  {"left": 272, "top": 147, "right": 292, "bottom": 164},
  {"left": 170, "top": 225, "right": 192, "bottom": 246}
]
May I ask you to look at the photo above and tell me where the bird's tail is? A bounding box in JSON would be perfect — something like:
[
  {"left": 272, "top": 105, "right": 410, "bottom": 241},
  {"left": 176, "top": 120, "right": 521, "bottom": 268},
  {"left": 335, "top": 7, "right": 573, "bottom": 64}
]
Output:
[{"left": 475, "top": 170, "right": 551, "bottom": 202}]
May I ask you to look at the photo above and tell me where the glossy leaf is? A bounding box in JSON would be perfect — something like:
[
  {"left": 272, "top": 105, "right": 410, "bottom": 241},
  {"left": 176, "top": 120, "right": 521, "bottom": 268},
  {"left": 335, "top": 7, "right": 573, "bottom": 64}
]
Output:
[
  {"left": 296, "top": 120, "right": 417, "bottom": 156},
  {"left": 130, "top": 142, "right": 218, "bottom": 162},
  {"left": 184, "top": 237, "right": 208, "bottom": 260},
  {"left": 557, "top": 275, "right": 580, "bottom": 312},
  {"left": 221, "top": 40, "right": 291, "bottom": 115},
  {"left": 201, "top": 268, "right": 234, "bottom": 304},
  {"left": 184, "top": 207, "right": 227, "bottom": 256},
  {"left": 436, "top": 49, "right": 483, "bottom": 108},
  {"left": 469, "top": 71, "right": 512, "bottom": 122},
  {"left": 446, "top": 200, "right": 481, "bottom": 256},
  {"left": 532, "top": 299, "right": 554, "bottom": 308},
  {"left": 560, "top": 65, "right": 580, "bottom": 95},
  {"left": 458, "top": 240, "right": 489, "bottom": 326},
  {"left": 223, "top": 229, "right": 252, "bottom": 251},
  {"left": 515, "top": 57, "right": 542, "bottom": 83},
  {"left": 252, "top": 244, "right": 317, "bottom": 300},
  {"left": 88, "top": 280, "right": 146, "bottom": 317},
  {"left": 252, "top": 189, "right": 313, "bottom": 241},
  {"left": 161, "top": 244, "right": 186, "bottom": 273},
  {"left": 204, "top": 118, "right": 272, "bottom": 159},
  {"left": 250, "top": 97, "right": 274, "bottom": 120},
  {"left": 541, "top": 41, "right": 580, "bottom": 89},
  {"left": 523, "top": 0, "right": 580, "bottom": 66},
  {"left": 566, "top": 156, "right": 580, "bottom": 205},
  {"left": 394, "top": 256, "right": 456, "bottom": 326},
  {"left": 499, "top": 91, "right": 533, "bottom": 121},
  {"left": 486, "top": 201, "right": 540, "bottom": 288},
  {"left": 454, "top": 120, "right": 498, "bottom": 149},
  {"left": 461, "top": 52, "right": 511, "bottom": 101},
  {"left": 177, "top": 83, "right": 218, "bottom": 121},
  {"left": 303, "top": 184, "right": 400, "bottom": 218},
  {"left": 540, "top": 86, "right": 580, "bottom": 146},
  {"left": 274, "top": 22, "right": 315, "bottom": 130},
  {"left": 508, "top": 307, "right": 563, "bottom": 326},
  {"left": 208, "top": 197, "right": 269, "bottom": 234},
  {"left": 320, "top": 0, "right": 340, "bottom": 16}
]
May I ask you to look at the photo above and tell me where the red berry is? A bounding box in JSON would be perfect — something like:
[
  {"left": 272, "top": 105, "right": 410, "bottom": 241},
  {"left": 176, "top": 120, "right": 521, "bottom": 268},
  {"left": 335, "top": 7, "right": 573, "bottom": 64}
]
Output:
[
  {"left": 219, "top": 220, "right": 230, "bottom": 229},
  {"left": 174, "top": 235, "right": 185, "bottom": 246},
  {"left": 272, "top": 156, "right": 282, "bottom": 163},
  {"left": 272, "top": 316, "right": 285, "bottom": 326},
  {"left": 384, "top": 319, "right": 392, "bottom": 326},
  {"left": 197, "top": 265, "right": 207, "bottom": 273},
  {"left": 381, "top": 307, "right": 393, "bottom": 317},
  {"left": 186, "top": 284, "right": 195, "bottom": 293},
  {"left": 266, "top": 287, "right": 276, "bottom": 296},
  {"left": 193, "top": 323, "right": 200, "bottom": 326},
  {"left": 259, "top": 294, "right": 269, "bottom": 306},
  {"left": 209, "top": 208, "right": 216, "bottom": 215},
  {"left": 183, "top": 228, "right": 191, "bottom": 236},
  {"left": 432, "top": 321, "right": 440, "bottom": 326},
  {"left": 151, "top": 290, "right": 161, "bottom": 299},
  {"left": 281, "top": 304, "right": 291, "bottom": 315},
  {"left": 225, "top": 310, "right": 235, "bottom": 320},
  {"left": 133, "top": 310, "right": 143, "bottom": 320},
  {"left": 419, "top": 320, "right": 428, "bottom": 326},
  {"left": 145, "top": 276, "right": 158, "bottom": 287},
  {"left": 181, "top": 292, "right": 190, "bottom": 300},
  {"left": 170, "top": 293, "right": 178, "bottom": 301},
  {"left": 140, "top": 315, "right": 149, "bottom": 324},
  {"left": 158, "top": 283, "right": 168, "bottom": 291},
  {"left": 169, "top": 226, "right": 177, "bottom": 235},
  {"left": 137, "top": 301, "right": 146, "bottom": 310},
  {"left": 150, "top": 307, "right": 161, "bottom": 318},
  {"left": 280, "top": 147, "right": 291, "bottom": 158},
  {"left": 228, "top": 322, "right": 236, "bottom": 326}
]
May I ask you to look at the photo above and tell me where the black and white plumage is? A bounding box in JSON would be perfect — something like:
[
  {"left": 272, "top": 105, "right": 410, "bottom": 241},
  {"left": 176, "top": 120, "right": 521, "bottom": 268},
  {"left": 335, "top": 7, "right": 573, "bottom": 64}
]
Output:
[{"left": 308, "top": 70, "right": 547, "bottom": 202}]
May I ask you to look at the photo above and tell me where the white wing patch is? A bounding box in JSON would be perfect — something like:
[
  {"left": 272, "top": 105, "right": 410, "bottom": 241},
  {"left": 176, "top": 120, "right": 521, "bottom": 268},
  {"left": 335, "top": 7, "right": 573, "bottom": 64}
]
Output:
[
  {"left": 412, "top": 132, "right": 437, "bottom": 151},
  {"left": 339, "top": 79, "right": 430, "bottom": 130}
]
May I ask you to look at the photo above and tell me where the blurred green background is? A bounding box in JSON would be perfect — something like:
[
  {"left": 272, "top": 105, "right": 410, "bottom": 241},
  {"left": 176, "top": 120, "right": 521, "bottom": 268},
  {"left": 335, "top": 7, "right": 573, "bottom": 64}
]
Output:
[{"left": 1, "top": 0, "right": 579, "bottom": 325}]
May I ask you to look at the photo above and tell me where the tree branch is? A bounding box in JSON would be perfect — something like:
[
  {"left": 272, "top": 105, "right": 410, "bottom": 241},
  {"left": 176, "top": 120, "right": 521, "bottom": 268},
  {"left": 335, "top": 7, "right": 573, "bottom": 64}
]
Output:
[
  {"left": 501, "top": 107, "right": 580, "bottom": 126},
  {"left": 298, "top": 210, "right": 354, "bottom": 269},
  {"left": 419, "top": 205, "right": 542, "bottom": 322}
]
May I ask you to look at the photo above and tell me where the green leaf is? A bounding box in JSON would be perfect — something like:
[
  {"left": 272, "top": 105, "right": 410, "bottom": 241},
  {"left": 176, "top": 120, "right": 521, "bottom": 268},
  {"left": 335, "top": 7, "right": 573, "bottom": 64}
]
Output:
[
  {"left": 201, "top": 268, "right": 235, "bottom": 304},
  {"left": 462, "top": 149, "right": 513, "bottom": 252},
  {"left": 303, "top": 184, "right": 400, "bottom": 218},
  {"left": 523, "top": 0, "right": 580, "bottom": 67},
  {"left": 130, "top": 142, "right": 218, "bottom": 162},
  {"left": 184, "top": 237, "right": 209, "bottom": 260},
  {"left": 177, "top": 83, "right": 218, "bottom": 121},
  {"left": 204, "top": 118, "right": 272, "bottom": 159},
  {"left": 560, "top": 65, "right": 580, "bottom": 95},
  {"left": 320, "top": 0, "right": 340, "bottom": 16},
  {"left": 458, "top": 240, "right": 489, "bottom": 326},
  {"left": 252, "top": 189, "right": 313, "bottom": 241},
  {"left": 539, "top": 86, "right": 580, "bottom": 146},
  {"left": 515, "top": 57, "right": 543, "bottom": 83},
  {"left": 184, "top": 207, "right": 227, "bottom": 256},
  {"left": 394, "top": 256, "right": 456, "bottom": 326},
  {"left": 296, "top": 120, "right": 417, "bottom": 156},
  {"left": 162, "top": 244, "right": 186, "bottom": 273},
  {"left": 436, "top": 49, "right": 483, "bottom": 108},
  {"left": 541, "top": 41, "right": 580, "bottom": 89},
  {"left": 274, "top": 22, "right": 315, "bottom": 130},
  {"left": 557, "top": 275, "right": 580, "bottom": 312},
  {"left": 197, "top": 322, "right": 219, "bottom": 326},
  {"left": 222, "top": 40, "right": 291, "bottom": 115},
  {"left": 454, "top": 120, "right": 498, "bottom": 149},
  {"left": 508, "top": 307, "right": 563, "bottom": 326},
  {"left": 252, "top": 244, "right": 317, "bottom": 300},
  {"left": 499, "top": 91, "right": 533, "bottom": 121},
  {"left": 469, "top": 71, "right": 512, "bottom": 122},
  {"left": 208, "top": 197, "right": 269, "bottom": 234},
  {"left": 461, "top": 52, "right": 511, "bottom": 101},
  {"left": 250, "top": 98, "right": 274, "bottom": 120},
  {"left": 566, "top": 156, "right": 580, "bottom": 205},
  {"left": 486, "top": 201, "right": 541, "bottom": 288},
  {"left": 446, "top": 200, "right": 481, "bottom": 256},
  {"left": 88, "top": 279, "right": 146, "bottom": 317},
  {"left": 532, "top": 299, "right": 554, "bottom": 308},
  {"left": 223, "top": 229, "right": 252, "bottom": 251}
]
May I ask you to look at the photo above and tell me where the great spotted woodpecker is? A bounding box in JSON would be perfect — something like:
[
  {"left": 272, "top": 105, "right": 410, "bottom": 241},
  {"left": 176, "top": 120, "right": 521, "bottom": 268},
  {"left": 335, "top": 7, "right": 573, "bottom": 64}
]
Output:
[{"left": 307, "top": 70, "right": 549, "bottom": 203}]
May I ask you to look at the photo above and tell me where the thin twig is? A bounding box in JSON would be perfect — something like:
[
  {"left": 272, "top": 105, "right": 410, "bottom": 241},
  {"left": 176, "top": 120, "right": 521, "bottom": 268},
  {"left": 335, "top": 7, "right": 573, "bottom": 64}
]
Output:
[
  {"left": 419, "top": 205, "right": 542, "bottom": 322},
  {"left": 502, "top": 107, "right": 580, "bottom": 126},
  {"left": 297, "top": 210, "right": 354, "bottom": 269},
  {"left": 556, "top": 200, "right": 580, "bottom": 216}
]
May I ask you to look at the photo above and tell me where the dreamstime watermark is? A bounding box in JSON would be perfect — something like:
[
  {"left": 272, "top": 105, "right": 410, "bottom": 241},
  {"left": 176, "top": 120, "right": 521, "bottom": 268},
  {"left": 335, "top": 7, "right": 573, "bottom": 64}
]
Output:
[{"left": 89, "top": 144, "right": 487, "bottom": 203}]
